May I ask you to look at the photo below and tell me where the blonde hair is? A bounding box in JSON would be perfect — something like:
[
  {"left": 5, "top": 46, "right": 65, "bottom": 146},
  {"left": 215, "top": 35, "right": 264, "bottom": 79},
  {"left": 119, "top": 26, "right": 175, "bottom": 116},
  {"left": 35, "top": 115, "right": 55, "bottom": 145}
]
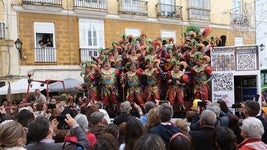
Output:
[
  {"left": 0, "top": 121, "right": 26, "bottom": 148},
  {"left": 145, "top": 107, "right": 160, "bottom": 129},
  {"left": 175, "top": 119, "right": 188, "bottom": 134}
]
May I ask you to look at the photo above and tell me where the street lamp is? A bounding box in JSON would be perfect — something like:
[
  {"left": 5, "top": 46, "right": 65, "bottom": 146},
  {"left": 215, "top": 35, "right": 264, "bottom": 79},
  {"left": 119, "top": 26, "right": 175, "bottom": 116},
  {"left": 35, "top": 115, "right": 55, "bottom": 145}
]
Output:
[
  {"left": 14, "top": 39, "right": 23, "bottom": 59},
  {"left": 260, "top": 43, "right": 265, "bottom": 51}
]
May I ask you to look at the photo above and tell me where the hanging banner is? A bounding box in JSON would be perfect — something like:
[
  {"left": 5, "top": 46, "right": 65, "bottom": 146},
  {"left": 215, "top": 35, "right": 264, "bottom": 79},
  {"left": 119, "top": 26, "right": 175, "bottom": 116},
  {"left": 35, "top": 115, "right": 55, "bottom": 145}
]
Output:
[
  {"left": 236, "top": 46, "right": 258, "bottom": 71},
  {"left": 211, "top": 47, "right": 235, "bottom": 107}
]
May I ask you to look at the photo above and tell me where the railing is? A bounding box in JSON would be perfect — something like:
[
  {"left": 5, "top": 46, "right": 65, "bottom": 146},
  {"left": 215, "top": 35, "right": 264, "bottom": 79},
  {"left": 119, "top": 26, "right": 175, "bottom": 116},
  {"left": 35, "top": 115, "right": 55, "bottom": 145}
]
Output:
[
  {"left": 74, "top": 0, "right": 107, "bottom": 9},
  {"left": 118, "top": 0, "right": 148, "bottom": 15},
  {"left": 35, "top": 47, "right": 56, "bottom": 63},
  {"left": 0, "top": 22, "right": 5, "bottom": 39},
  {"left": 22, "top": 0, "right": 62, "bottom": 5},
  {"left": 156, "top": 3, "right": 182, "bottom": 19},
  {"left": 80, "top": 48, "right": 99, "bottom": 62},
  {"left": 187, "top": 8, "right": 210, "bottom": 21},
  {"left": 231, "top": 14, "right": 250, "bottom": 27}
]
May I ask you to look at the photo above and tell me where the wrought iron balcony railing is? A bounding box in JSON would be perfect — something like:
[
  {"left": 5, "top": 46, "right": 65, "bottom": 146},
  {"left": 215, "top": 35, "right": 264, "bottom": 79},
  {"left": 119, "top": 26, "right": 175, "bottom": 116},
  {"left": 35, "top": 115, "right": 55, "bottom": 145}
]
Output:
[
  {"left": 35, "top": 47, "right": 56, "bottom": 63},
  {"left": 0, "top": 23, "right": 5, "bottom": 39},
  {"left": 156, "top": 3, "right": 182, "bottom": 19},
  {"left": 74, "top": 0, "right": 107, "bottom": 10},
  {"left": 80, "top": 48, "right": 99, "bottom": 62},
  {"left": 22, "top": 0, "right": 62, "bottom": 6},
  {"left": 187, "top": 7, "right": 210, "bottom": 21},
  {"left": 231, "top": 14, "right": 250, "bottom": 28},
  {"left": 118, "top": 0, "right": 148, "bottom": 15}
]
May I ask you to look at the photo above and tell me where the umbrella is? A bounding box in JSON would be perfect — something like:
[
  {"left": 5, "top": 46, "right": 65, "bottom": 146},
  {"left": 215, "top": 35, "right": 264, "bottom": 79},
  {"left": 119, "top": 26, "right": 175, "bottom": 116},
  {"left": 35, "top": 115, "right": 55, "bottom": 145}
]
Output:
[
  {"left": 0, "top": 78, "right": 46, "bottom": 95},
  {"left": 49, "top": 78, "right": 83, "bottom": 92}
]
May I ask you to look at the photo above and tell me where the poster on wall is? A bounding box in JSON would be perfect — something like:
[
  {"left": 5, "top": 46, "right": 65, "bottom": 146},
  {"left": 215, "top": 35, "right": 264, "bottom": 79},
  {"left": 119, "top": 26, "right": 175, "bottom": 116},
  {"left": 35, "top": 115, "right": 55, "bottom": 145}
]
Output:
[
  {"left": 236, "top": 45, "right": 258, "bottom": 71},
  {"left": 211, "top": 47, "right": 235, "bottom": 71},
  {"left": 211, "top": 47, "right": 235, "bottom": 107}
]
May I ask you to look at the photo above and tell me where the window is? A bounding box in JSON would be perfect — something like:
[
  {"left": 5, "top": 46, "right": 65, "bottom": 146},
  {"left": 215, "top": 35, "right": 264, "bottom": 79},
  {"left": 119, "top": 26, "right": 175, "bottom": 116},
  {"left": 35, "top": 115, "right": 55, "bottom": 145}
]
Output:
[
  {"left": 125, "top": 28, "right": 140, "bottom": 37},
  {"left": 79, "top": 19, "right": 104, "bottom": 48},
  {"left": 188, "top": 0, "right": 210, "bottom": 20},
  {"left": 79, "top": 19, "right": 104, "bottom": 61},
  {"left": 233, "top": 0, "right": 242, "bottom": 15},
  {"left": 0, "top": 22, "right": 4, "bottom": 39},
  {"left": 34, "top": 22, "right": 56, "bottom": 62},
  {"left": 123, "top": 0, "right": 141, "bottom": 12},
  {"left": 160, "top": 0, "right": 175, "bottom": 17},
  {"left": 161, "top": 30, "right": 176, "bottom": 42},
  {"left": 234, "top": 37, "right": 243, "bottom": 46},
  {"left": 34, "top": 22, "right": 55, "bottom": 48}
]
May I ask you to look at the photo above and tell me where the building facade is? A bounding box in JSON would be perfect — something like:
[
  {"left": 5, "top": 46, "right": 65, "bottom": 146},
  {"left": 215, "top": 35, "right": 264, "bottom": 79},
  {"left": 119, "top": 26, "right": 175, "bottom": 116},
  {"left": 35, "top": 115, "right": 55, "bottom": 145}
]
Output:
[{"left": 0, "top": 0, "right": 256, "bottom": 86}]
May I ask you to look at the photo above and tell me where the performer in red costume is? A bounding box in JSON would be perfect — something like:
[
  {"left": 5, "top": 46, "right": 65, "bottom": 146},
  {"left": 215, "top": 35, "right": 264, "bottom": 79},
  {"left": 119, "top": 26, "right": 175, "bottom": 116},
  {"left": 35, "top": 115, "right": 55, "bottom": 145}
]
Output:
[
  {"left": 121, "top": 62, "right": 144, "bottom": 106},
  {"left": 191, "top": 52, "right": 212, "bottom": 101},
  {"left": 98, "top": 59, "right": 121, "bottom": 111},
  {"left": 166, "top": 61, "right": 189, "bottom": 107},
  {"left": 76, "top": 62, "right": 100, "bottom": 104},
  {"left": 143, "top": 57, "right": 161, "bottom": 101}
]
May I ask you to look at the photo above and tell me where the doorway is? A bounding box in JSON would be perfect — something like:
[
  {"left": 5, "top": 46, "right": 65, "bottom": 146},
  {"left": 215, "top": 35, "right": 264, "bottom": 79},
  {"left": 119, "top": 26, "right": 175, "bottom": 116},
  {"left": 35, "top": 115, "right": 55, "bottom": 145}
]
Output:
[{"left": 234, "top": 75, "right": 257, "bottom": 103}]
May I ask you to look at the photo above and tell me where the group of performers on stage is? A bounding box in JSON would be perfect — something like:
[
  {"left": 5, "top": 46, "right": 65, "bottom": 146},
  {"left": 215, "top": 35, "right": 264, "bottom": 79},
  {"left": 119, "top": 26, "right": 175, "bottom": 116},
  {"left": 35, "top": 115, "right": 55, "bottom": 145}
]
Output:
[{"left": 76, "top": 25, "right": 223, "bottom": 114}]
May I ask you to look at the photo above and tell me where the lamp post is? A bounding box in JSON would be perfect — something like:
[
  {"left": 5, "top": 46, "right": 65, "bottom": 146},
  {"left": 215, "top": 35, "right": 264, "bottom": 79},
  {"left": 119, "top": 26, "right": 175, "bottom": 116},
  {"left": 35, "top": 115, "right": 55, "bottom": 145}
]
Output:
[
  {"left": 25, "top": 71, "right": 33, "bottom": 103},
  {"left": 14, "top": 39, "right": 23, "bottom": 59}
]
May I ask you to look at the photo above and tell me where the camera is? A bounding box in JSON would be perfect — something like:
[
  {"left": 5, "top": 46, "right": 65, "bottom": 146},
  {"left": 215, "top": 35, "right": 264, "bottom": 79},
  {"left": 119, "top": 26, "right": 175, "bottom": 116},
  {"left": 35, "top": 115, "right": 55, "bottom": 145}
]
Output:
[
  {"left": 56, "top": 115, "right": 70, "bottom": 129},
  {"left": 47, "top": 104, "right": 56, "bottom": 109},
  {"left": 254, "top": 94, "right": 260, "bottom": 102},
  {"left": 231, "top": 103, "right": 242, "bottom": 108},
  {"left": 197, "top": 101, "right": 207, "bottom": 107}
]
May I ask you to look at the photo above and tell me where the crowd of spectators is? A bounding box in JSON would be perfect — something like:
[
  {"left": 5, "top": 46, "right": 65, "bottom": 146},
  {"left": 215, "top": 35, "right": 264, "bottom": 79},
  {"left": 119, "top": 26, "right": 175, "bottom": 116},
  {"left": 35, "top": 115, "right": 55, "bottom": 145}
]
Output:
[{"left": 0, "top": 93, "right": 267, "bottom": 150}]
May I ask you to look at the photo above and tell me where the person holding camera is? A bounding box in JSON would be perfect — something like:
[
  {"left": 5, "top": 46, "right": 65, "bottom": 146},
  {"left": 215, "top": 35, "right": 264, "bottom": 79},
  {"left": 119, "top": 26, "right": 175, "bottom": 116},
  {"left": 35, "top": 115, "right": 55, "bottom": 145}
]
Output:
[
  {"left": 26, "top": 114, "right": 89, "bottom": 150},
  {"left": 190, "top": 101, "right": 229, "bottom": 131}
]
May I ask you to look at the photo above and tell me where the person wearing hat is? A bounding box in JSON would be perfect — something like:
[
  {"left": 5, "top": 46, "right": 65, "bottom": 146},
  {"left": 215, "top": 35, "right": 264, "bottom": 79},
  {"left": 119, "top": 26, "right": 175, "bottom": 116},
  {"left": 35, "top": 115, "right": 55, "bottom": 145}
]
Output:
[
  {"left": 121, "top": 62, "right": 144, "bottom": 106},
  {"left": 109, "top": 47, "right": 123, "bottom": 70},
  {"left": 191, "top": 52, "right": 212, "bottom": 101},
  {"left": 99, "top": 59, "right": 120, "bottom": 112},
  {"left": 142, "top": 56, "right": 161, "bottom": 102},
  {"left": 64, "top": 113, "right": 97, "bottom": 149},
  {"left": 77, "top": 61, "right": 100, "bottom": 104},
  {"left": 166, "top": 61, "right": 189, "bottom": 112}
]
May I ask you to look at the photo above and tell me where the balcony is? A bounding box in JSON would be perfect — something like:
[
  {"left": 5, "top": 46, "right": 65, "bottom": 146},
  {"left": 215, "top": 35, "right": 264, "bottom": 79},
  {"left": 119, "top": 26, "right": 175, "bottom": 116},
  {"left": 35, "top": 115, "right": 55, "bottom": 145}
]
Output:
[
  {"left": 230, "top": 14, "right": 250, "bottom": 28},
  {"left": 22, "top": 0, "right": 62, "bottom": 12},
  {"left": 74, "top": 0, "right": 107, "bottom": 9},
  {"left": 35, "top": 47, "right": 56, "bottom": 63},
  {"left": 118, "top": 0, "right": 148, "bottom": 16},
  {"left": 156, "top": 3, "right": 182, "bottom": 19},
  {"left": 187, "top": 7, "right": 210, "bottom": 21},
  {"left": 80, "top": 48, "right": 99, "bottom": 62},
  {"left": 22, "top": 0, "right": 62, "bottom": 5},
  {"left": 0, "top": 23, "right": 5, "bottom": 39},
  {"left": 73, "top": 0, "right": 108, "bottom": 17}
]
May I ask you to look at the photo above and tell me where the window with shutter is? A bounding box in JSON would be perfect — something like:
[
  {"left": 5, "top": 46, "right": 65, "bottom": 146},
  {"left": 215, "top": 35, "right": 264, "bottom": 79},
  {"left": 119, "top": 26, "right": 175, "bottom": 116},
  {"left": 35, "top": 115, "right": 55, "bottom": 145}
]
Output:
[
  {"left": 0, "top": 23, "right": 5, "bottom": 39},
  {"left": 79, "top": 19, "right": 104, "bottom": 61}
]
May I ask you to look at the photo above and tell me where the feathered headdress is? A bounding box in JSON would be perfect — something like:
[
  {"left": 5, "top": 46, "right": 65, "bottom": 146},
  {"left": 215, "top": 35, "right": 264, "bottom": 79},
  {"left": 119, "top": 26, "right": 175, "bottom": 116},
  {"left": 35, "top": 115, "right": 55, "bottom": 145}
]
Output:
[{"left": 184, "top": 25, "right": 200, "bottom": 36}]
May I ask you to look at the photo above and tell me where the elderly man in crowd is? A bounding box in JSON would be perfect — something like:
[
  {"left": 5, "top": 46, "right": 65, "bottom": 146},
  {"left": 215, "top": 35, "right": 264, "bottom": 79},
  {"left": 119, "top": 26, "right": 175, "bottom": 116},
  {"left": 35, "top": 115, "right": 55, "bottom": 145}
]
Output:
[{"left": 189, "top": 109, "right": 217, "bottom": 150}]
